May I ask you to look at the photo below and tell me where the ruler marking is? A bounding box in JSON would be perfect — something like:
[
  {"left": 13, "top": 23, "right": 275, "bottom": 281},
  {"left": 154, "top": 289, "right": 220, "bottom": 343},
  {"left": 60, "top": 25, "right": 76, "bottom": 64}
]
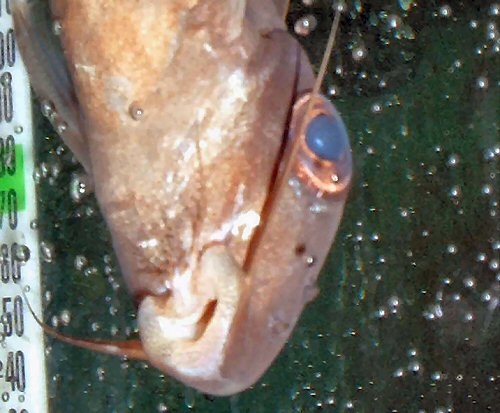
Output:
[{"left": 0, "top": 3, "right": 48, "bottom": 413}]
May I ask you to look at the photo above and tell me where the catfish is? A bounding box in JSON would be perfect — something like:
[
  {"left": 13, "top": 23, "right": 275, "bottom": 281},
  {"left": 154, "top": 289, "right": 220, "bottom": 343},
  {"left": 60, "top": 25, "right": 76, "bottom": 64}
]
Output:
[{"left": 14, "top": 0, "right": 352, "bottom": 395}]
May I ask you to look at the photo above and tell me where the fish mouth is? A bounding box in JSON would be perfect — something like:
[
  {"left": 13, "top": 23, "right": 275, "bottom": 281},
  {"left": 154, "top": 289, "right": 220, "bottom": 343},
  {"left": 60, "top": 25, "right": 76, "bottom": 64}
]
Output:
[
  {"left": 139, "top": 295, "right": 218, "bottom": 343},
  {"left": 136, "top": 245, "right": 244, "bottom": 393},
  {"left": 242, "top": 41, "right": 302, "bottom": 273}
]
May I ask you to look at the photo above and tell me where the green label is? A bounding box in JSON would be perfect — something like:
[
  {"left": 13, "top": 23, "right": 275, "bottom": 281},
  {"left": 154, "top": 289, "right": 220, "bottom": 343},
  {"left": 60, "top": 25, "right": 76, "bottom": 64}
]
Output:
[{"left": 0, "top": 143, "right": 25, "bottom": 213}]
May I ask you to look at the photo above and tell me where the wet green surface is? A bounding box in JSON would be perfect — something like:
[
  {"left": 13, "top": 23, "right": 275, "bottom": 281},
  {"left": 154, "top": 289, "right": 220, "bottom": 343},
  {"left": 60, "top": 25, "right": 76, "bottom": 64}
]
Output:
[{"left": 33, "top": 1, "right": 498, "bottom": 412}]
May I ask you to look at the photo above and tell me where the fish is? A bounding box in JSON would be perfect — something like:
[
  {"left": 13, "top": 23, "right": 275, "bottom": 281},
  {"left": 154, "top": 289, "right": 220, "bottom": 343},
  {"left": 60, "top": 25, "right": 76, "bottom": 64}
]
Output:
[{"left": 13, "top": 0, "right": 352, "bottom": 395}]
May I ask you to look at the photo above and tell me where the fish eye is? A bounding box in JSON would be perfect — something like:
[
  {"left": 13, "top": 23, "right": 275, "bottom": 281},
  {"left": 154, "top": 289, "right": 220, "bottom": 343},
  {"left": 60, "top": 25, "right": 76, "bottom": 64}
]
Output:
[
  {"left": 305, "top": 114, "right": 349, "bottom": 163},
  {"left": 289, "top": 93, "right": 352, "bottom": 195}
]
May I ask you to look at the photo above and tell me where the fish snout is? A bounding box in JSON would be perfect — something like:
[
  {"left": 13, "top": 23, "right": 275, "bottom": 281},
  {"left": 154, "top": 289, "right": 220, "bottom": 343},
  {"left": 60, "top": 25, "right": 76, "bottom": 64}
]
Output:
[{"left": 137, "top": 245, "right": 249, "bottom": 395}]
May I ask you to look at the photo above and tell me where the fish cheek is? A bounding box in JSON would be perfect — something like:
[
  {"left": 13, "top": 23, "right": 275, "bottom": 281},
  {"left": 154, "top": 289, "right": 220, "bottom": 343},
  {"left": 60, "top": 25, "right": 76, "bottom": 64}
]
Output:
[
  {"left": 219, "top": 90, "right": 352, "bottom": 383},
  {"left": 218, "top": 183, "right": 343, "bottom": 386}
]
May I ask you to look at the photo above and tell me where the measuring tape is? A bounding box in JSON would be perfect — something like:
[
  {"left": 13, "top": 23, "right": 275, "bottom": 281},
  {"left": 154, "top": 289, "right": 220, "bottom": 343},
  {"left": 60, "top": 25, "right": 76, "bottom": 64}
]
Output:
[{"left": 0, "top": 2, "right": 48, "bottom": 413}]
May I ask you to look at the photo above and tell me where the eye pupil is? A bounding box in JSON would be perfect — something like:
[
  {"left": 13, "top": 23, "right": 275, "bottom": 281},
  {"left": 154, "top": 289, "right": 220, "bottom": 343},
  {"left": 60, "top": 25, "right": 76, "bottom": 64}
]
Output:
[{"left": 305, "top": 115, "right": 348, "bottom": 162}]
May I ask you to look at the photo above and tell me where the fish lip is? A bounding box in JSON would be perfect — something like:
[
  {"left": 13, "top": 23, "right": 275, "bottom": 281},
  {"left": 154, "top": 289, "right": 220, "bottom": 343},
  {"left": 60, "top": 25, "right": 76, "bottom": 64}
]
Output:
[
  {"left": 132, "top": 282, "right": 171, "bottom": 308},
  {"left": 136, "top": 245, "right": 244, "bottom": 392}
]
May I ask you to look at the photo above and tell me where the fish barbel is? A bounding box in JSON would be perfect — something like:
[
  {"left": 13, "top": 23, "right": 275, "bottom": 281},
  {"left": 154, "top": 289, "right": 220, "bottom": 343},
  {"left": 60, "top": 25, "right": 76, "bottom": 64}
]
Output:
[{"left": 14, "top": 0, "right": 352, "bottom": 395}]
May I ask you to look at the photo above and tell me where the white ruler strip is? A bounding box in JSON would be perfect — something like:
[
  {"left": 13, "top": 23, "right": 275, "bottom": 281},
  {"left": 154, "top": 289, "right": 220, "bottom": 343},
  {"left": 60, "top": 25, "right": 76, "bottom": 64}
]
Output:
[{"left": 0, "top": 2, "right": 49, "bottom": 413}]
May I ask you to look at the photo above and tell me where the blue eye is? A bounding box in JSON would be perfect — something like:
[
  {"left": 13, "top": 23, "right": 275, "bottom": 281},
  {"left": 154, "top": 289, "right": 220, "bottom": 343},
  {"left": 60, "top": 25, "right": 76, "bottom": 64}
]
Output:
[{"left": 305, "top": 115, "right": 348, "bottom": 162}]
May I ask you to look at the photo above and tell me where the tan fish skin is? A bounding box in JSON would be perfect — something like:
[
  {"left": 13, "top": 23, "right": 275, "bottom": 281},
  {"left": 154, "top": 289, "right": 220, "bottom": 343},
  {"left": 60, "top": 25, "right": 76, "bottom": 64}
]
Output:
[{"left": 14, "top": 0, "right": 352, "bottom": 395}]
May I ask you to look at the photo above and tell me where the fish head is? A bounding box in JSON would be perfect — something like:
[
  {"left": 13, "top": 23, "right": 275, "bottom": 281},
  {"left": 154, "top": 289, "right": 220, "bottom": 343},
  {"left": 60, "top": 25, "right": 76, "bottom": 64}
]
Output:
[
  {"left": 125, "top": 8, "right": 352, "bottom": 394},
  {"left": 15, "top": 0, "right": 352, "bottom": 395}
]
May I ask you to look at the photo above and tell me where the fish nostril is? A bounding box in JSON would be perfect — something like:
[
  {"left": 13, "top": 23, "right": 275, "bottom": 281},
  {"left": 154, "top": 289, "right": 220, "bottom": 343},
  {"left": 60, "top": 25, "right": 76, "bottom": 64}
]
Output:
[
  {"left": 198, "top": 300, "right": 218, "bottom": 332},
  {"left": 305, "top": 114, "right": 348, "bottom": 162}
]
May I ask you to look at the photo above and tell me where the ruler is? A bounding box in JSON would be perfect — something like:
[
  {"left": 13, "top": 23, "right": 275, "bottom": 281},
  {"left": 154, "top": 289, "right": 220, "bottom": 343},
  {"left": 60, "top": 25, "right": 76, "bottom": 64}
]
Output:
[{"left": 0, "top": 2, "right": 49, "bottom": 413}]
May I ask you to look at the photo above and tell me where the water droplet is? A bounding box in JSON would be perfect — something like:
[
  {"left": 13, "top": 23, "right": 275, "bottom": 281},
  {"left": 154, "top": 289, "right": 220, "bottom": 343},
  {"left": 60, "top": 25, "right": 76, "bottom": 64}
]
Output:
[
  {"left": 333, "top": 1, "right": 346, "bottom": 13},
  {"left": 84, "top": 266, "right": 98, "bottom": 277},
  {"left": 446, "top": 244, "right": 457, "bottom": 254},
  {"left": 477, "top": 252, "right": 487, "bottom": 262},
  {"left": 14, "top": 244, "right": 30, "bottom": 263},
  {"left": 56, "top": 121, "right": 68, "bottom": 135},
  {"left": 408, "top": 360, "right": 422, "bottom": 374},
  {"left": 449, "top": 185, "right": 461, "bottom": 198},
  {"left": 30, "top": 219, "right": 39, "bottom": 230},
  {"left": 40, "top": 241, "right": 55, "bottom": 263},
  {"left": 305, "top": 255, "right": 316, "bottom": 267},
  {"left": 375, "top": 307, "right": 387, "bottom": 318},
  {"left": 352, "top": 46, "right": 367, "bottom": 62},
  {"left": 288, "top": 177, "right": 301, "bottom": 188},
  {"left": 70, "top": 173, "right": 93, "bottom": 202},
  {"left": 398, "top": 0, "right": 412, "bottom": 11},
  {"left": 388, "top": 296, "right": 400, "bottom": 307},
  {"left": 0, "top": 72, "right": 12, "bottom": 86},
  {"left": 476, "top": 76, "right": 489, "bottom": 89},
  {"left": 184, "top": 388, "right": 196, "bottom": 409},
  {"left": 446, "top": 154, "right": 460, "bottom": 167},
  {"left": 371, "top": 102, "right": 382, "bottom": 113},
  {"left": 482, "top": 184, "right": 493, "bottom": 195},
  {"left": 387, "top": 14, "right": 402, "bottom": 29},
  {"left": 408, "top": 348, "right": 418, "bottom": 357},
  {"left": 393, "top": 367, "right": 405, "bottom": 378},
  {"left": 439, "top": 5, "right": 452, "bottom": 18},
  {"left": 52, "top": 20, "right": 62, "bottom": 35},
  {"left": 327, "top": 85, "right": 338, "bottom": 96},
  {"left": 157, "top": 403, "right": 169, "bottom": 412},
  {"left": 463, "top": 312, "right": 474, "bottom": 322},
  {"left": 96, "top": 367, "right": 106, "bottom": 381},
  {"left": 129, "top": 102, "right": 144, "bottom": 120},
  {"left": 74, "top": 255, "right": 88, "bottom": 271},
  {"left": 60, "top": 310, "right": 71, "bottom": 326},
  {"left": 309, "top": 202, "right": 328, "bottom": 214},
  {"left": 41, "top": 100, "right": 55, "bottom": 118},
  {"left": 463, "top": 277, "right": 475, "bottom": 288},
  {"left": 431, "top": 371, "right": 443, "bottom": 381},
  {"left": 288, "top": 176, "right": 302, "bottom": 198},
  {"left": 294, "top": 15, "right": 318, "bottom": 36}
]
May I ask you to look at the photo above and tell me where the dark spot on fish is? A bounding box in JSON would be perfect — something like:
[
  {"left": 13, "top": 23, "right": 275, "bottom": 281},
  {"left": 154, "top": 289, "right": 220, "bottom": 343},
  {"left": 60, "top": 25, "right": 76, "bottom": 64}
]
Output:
[{"left": 295, "top": 243, "right": 306, "bottom": 256}]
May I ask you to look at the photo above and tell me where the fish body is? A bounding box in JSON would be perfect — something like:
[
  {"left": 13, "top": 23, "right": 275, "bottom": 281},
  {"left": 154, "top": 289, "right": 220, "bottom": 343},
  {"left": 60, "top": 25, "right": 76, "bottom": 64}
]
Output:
[{"left": 14, "top": 0, "right": 352, "bottom": 395}]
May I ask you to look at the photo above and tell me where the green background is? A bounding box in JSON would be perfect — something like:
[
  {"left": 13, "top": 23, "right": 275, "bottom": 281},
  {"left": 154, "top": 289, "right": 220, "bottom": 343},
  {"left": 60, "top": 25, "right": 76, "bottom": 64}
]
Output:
[{"left": 34, "top": 1, "right": 499, "bottom": 412}]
